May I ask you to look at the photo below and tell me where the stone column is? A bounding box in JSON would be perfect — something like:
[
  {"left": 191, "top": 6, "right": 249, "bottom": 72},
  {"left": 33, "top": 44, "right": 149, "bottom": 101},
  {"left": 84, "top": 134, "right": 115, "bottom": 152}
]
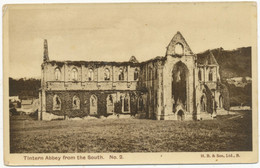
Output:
[
  {"left": 216, "top": 66, "right": 218, "bottom": 81},
  {"left": 63, "top": 64, "right": 66, "bottom": 82},
  {"left": 157, "top": 65, "right": 162, "bottom": 120},
  {"left": 204, "top": 66, "right": 206, "bottom": 82},
  {"left": 97, "top": 66, "right": 100, "bottom": 88},
  {"left": 121, "top": 95, "right": 124, "bottom": 113},
  {"left": 187, "top": 60, "right": 194, "bottom": 118},
  {"left": 212, "top": 98, "right": 217, "bottom": 117},
  {"left": 112, "top": 66, "right": 114, "bottom": 82},
  {"left": 41, "top": 90, "right": 47, "bottom": 120},
  {"left": 81, "top": 64, "right": 84, "bottom": 83},
  {"left": 38, "top": 91, "right": 42, "bottom": 120},
  {"left": 127, "top": 65, "right": 130, "bottom": 82},
  {"left": 40, "top": 64, "right": 47, "bottom": 120},
  {"left": 162, "top": 59, "right": 174, "bottom": 120}
]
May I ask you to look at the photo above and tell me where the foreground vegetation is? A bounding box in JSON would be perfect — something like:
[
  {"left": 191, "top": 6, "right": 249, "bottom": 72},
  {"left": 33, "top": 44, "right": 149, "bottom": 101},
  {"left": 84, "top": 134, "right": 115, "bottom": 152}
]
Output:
[{"left": 10, "top": 110, "right": 252, "bottom": 153}]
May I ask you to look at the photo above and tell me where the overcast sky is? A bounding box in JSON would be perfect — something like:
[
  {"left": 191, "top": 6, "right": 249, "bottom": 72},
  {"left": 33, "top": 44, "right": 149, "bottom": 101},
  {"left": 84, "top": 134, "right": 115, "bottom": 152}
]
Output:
[{"left": 7, "top": 2, "right": 256, "bottom": 79}]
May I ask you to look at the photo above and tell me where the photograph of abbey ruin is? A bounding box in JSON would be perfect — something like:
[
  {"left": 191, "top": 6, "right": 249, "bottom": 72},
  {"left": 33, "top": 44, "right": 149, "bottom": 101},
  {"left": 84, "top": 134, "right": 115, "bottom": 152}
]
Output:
[
  {"left": 39, "top": 32, "right": 227, "bottom": 121},
  {"left": 8, "top": 3, "right": 254, "bottom": 153}
]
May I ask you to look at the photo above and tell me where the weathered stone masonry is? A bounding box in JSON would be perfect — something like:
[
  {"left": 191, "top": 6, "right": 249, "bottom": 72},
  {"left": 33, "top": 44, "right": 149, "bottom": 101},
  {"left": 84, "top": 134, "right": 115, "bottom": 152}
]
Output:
[{"left": 39, "top": 31, "right": 229, "bottom": 121}]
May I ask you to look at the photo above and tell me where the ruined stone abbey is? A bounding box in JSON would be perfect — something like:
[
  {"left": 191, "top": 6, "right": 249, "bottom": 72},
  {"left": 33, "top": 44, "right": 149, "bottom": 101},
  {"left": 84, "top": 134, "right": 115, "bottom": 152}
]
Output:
[{"left": 38, "top": 32, "right": 228, "bottom": 121}]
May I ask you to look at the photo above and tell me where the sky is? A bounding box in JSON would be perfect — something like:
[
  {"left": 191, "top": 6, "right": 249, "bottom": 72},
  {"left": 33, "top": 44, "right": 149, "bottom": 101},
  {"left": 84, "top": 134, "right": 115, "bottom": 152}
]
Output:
[{"left": 7, "top": 2, "right": 256, "bottom": 79}]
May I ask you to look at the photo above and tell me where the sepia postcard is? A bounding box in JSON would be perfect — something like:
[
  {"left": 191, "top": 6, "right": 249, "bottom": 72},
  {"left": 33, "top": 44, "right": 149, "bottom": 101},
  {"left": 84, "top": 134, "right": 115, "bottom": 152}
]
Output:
[{"left": 3, "top": 2, "right": 258, "bottom": 166}]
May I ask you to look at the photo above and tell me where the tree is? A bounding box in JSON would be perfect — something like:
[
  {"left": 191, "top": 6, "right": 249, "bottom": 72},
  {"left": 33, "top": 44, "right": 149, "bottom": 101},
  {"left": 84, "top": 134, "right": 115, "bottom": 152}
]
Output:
[{"left": 9, "top": 77, "right": 41, "bottom": 98}]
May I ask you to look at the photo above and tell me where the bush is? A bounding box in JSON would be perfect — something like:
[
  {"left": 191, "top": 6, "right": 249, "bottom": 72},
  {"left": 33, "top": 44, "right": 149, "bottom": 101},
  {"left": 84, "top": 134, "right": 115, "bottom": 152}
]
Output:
[
  {"left": 10, "top": 108, "right": 19, "bottom": 116},
  {"left": 29, "top": 109, "right": 38, "bottom": 119}
]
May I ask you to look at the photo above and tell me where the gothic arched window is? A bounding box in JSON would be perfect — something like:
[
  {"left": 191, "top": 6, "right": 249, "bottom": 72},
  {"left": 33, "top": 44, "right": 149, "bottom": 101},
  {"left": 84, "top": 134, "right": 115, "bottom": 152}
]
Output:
[
  {"left": 90, "top": 95, "right": 98, "bottom": 115},
  {"left": 138, "top": 97, "right": 143, "bottom": 111},
  {"left": 88, "top": 68, "right": 94, "bottom": 81},
  {"left": 119, "top": 68, "right": 124, "bottom": 81},
  {"left": 72, "top": 95, "right": 80, "bottom": 110},
  {"left": 134, "top": 68, "right": 139, "bottom": 80},
  {"left": 209, "top": 69, "right": 213, "bottom": 81},
  {"left": 71, "top": 68, "right": 78, "bottom": 81},
  {"left": 104, "top": 68, "right": 110, "bottom": 80},
  {"left": 54, "top": 68, "right": 61, "bottom": 81},
  {"left": 124, "top": 94, "right": 130, "bottom": 112},
  {"left": 53, "top": 95, "right": 61, "bottom": 110},
  {"left": 198, "top": 69, "right": 202, "bottom": 81},
  {"left": 200, "top": 95, "right": 207, "bottom": 112},
  {"left": 106, "top": 95, "right": 114, "bottom": 114},
  {"left": 90, "top": 95, "right": 97, "bottom": 106}
]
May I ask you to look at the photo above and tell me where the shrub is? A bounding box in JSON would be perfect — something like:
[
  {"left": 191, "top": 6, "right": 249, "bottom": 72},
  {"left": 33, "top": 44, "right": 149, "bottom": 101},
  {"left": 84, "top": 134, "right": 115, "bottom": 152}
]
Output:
[
  {"left": 10, "top": 108, "right": 19, "bottom": 116},
  {"left": 29, "top": 109, "right": 38, "bottom": 119}
]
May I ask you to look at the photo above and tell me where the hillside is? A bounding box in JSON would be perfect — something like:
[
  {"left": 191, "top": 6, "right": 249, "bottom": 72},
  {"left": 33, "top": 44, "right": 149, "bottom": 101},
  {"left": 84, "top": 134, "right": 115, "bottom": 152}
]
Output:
[
  {"left": 209, "top": 47, "right": 251, "bottom": 81},
  {"left": 206, "top": 47, "right": 252, "bottom": 107}
]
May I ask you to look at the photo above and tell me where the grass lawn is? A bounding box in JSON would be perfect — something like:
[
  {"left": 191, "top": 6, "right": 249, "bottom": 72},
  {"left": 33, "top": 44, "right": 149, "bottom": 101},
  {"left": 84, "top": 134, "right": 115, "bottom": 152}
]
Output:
[{"left": 10, "top": 110, "right": 252, "bottom": 153}]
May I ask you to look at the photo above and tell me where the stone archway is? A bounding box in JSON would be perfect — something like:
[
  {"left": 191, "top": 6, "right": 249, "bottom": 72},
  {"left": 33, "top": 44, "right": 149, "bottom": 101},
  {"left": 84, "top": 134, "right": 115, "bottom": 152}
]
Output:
[{"left": 172, "top": 61, "right": 189, "bottom": 113}]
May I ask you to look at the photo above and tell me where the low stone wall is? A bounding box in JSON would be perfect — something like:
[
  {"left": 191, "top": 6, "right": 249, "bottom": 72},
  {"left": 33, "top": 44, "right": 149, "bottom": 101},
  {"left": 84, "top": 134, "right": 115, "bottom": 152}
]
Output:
[{"left": 42, "top": 112, "right": 64, "bottom": 121}]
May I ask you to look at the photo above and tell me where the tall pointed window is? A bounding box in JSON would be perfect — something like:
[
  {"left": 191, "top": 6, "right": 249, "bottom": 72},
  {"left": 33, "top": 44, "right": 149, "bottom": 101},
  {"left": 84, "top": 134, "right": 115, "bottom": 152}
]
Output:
[
  {"left": 119, "top": 68, "right": 124, "bottom": 81},
  {"left": 53, "top": 95, "right": 61, "bottom": 110},
  {"left": 71, "top": 68, "right": 78, "bottom": 81},
  {"left": 123, "top": 94, "right": 130, "bottom": 112},
  {"left": 88, "top": 68, "right": 94, "bottom": 81},
  {"left": 209, "top": 69, "right": 213, "bottom": 81},
  {"left": 134, "top": 68, "right": 139, "bottom": 80},
  {"left": 106, "top": 95, "right": 114, "bottom": 114},
  {"left": 138, "top": 97, "right": 143, "bottom": 111},
  {"left": 72, "top": 95, "right": 80, "bottom": 110},
  {"left": 198, "top": 69, "right": 202, "bottom": 81},
  {"left": 200, "top": 95, "right": 207, "bottom": 112},
  {"left": 90, "top": 95, "right": 97, "bottom": 115},
  {"left": 104, "top": 68, "right": 110, "bottom": 80},
  {"left": 54, "top": 68, "right": 61, "bottom": 81}
]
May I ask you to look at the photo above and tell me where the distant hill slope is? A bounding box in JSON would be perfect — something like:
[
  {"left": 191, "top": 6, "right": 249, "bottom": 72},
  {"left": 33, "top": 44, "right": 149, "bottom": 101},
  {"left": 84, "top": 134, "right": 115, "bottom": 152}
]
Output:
[
  {"left": 209, "top": 47, "right": 251, "bottom": 80},
  {"left": 204, "top": 47, "right": 252, "bottom": 107}
]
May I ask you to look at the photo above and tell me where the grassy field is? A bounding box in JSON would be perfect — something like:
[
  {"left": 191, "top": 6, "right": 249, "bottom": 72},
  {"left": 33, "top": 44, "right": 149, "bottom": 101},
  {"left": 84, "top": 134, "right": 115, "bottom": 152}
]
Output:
[{"left": 10, "top": 110, "right": 252, "bottom": 153}]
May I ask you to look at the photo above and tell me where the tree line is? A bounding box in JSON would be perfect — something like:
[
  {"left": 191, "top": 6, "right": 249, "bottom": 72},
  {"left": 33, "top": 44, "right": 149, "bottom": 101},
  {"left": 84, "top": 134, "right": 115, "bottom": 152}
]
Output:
[
  {"left": 9, "top": 78, "right": 41, "bottom": 99},
  {"left": 225, "top": 82, "right": 252, "bottom": 107}
]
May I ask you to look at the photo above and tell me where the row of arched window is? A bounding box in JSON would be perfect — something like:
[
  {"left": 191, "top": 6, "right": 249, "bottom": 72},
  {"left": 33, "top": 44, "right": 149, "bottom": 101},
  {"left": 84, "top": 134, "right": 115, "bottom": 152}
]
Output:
[
  {"left": 54, "top": 67, "right": 139, "bottom": 81},
  {"left": 200, "top": 94, "right": 223, "bottom": 112},
  {"left": 53, "top": 94, "right": 146, "bottom": 113},
  {"left": 53, "top": 94, "right": 97, "bottom": 111},
  {"left": 52, "top": 94, "right": 131, "bottom": 111},
  {"left": 52, "top": 94, "right": 145, "bottom": 113},
  {"left": 198, "top": 68, "right": 214, "bottom": 82}
]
